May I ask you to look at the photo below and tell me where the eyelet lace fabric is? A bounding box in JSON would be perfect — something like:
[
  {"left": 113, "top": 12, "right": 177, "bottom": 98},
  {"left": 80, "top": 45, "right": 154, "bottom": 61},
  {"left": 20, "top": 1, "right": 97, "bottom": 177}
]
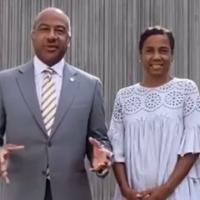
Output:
[
  {"left": 113, "top": 78, "right": 200, "bottom": 120},
  {"left": 108, "top": 78, "right": 200, "bottom": 200}
]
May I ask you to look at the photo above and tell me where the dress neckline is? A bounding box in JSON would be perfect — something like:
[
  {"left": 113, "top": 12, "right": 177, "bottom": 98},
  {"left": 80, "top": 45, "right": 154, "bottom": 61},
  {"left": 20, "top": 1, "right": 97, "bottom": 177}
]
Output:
[{"left": 137, "top": 77, "right": 176, "bottom": 90}]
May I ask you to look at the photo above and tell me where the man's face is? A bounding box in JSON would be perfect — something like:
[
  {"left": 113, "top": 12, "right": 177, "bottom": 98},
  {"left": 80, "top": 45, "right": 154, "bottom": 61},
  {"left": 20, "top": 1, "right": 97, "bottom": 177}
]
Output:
[
  {"left": 140, "top": 34, "right": 173, "bottom": 79},
  {"left": 31, "top": 10, "right": 70, "bottom": 66}
]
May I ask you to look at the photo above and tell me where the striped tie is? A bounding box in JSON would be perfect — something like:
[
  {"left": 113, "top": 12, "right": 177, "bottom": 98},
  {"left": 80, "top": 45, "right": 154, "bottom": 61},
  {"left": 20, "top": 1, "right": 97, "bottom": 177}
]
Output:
[{"left": 41, "top": 68, "right": 57, "bottom": 136}]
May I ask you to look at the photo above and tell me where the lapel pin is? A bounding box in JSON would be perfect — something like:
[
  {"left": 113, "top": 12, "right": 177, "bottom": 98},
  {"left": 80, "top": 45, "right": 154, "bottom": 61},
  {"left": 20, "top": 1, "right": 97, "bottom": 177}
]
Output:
[{"left": 69, "top": 77, "right": 75, "bottom": 82}]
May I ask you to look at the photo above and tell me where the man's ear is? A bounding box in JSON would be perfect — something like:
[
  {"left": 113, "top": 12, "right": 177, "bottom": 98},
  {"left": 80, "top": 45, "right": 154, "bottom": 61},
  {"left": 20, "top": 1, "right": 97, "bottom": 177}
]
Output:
[
  {"left": 139, "top": 54, "right": 142, "bottom": 63},
  {"left": 171, "top": 54, "right": 174, "bottom": 62},
  {"left": 66, "top": 36, "right": 71, "bottom": 48},
  {"left": 31, "top": 30, "right": 35, "bottom": 41}
]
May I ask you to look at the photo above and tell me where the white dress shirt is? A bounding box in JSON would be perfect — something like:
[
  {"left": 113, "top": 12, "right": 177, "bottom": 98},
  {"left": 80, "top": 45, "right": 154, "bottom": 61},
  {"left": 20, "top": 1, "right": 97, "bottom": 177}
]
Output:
[{"left": 33, "top": 56, "right": 64, "bottom": 108}]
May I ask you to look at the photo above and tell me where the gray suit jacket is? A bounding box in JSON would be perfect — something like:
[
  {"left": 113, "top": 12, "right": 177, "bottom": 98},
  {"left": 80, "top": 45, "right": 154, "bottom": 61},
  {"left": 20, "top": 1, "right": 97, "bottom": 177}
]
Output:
[{"left": 0, "top": 61, "right": 111, "bottom": 200}]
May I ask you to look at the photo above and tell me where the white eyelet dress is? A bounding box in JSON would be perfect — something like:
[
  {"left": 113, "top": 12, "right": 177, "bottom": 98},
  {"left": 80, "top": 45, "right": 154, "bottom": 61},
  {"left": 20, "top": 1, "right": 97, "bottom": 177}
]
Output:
[{"left": 108, "top": 78, "right": 200, "bottom": 200}]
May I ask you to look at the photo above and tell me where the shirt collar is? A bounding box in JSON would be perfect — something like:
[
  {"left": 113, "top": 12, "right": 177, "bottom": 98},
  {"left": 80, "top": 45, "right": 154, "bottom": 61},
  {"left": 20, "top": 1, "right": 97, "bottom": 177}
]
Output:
[{"left": 33, "top": 56, "right": 64, "bottom": 77}]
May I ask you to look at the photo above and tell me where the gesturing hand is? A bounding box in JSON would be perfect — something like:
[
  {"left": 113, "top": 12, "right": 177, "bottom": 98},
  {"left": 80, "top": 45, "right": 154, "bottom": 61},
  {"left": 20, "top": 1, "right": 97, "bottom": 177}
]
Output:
[
  {"left": 0, "top": 144, "right": 24, "bottom": 183},
  {"left": 89, "top": 137, "right": 112, "bottom": 173}
]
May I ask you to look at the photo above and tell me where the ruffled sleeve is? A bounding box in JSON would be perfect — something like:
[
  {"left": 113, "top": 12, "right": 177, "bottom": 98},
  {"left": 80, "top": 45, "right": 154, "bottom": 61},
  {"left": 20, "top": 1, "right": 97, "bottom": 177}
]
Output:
[
  {"left": 179, "top": 80, "right": 200, "bottom": 178},
  {"left": 179, "top": 80, "right": 200, "bottom": 155},
  {"left": 108, "top": 90, "right": 125, "bottom": 162}
]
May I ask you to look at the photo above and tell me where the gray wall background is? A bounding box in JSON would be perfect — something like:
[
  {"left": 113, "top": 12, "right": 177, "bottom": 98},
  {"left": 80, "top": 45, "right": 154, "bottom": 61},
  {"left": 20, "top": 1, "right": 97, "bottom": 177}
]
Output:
[{"left": 0, "top": 0, "right": 200, "bottom": 199}]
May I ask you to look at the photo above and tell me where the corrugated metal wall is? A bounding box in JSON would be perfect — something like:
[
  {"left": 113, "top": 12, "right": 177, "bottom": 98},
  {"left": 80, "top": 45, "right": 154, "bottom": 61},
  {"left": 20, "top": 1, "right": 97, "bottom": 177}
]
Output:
[{"left": 0, "top": 0, "right": 200, "bottom": 199}]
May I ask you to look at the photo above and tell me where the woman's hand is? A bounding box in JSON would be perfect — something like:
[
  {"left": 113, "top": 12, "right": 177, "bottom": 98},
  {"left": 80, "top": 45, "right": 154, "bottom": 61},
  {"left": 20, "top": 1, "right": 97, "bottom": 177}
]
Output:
[
  {"left": 140, "top": 184, "right": 172, "bottom": 200},
  {"left": 122, "top": 187, "right": 144, "bottom": 200}
]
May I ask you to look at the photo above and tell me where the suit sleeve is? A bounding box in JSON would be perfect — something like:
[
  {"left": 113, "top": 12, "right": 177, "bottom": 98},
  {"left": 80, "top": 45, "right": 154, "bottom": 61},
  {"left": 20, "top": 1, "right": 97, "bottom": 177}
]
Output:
[
  {"left": 86, "top": 78, "right": 112, "bottom": 162},
  {"left": 0, "top": 78, "right": 6, "bottom": 146}
]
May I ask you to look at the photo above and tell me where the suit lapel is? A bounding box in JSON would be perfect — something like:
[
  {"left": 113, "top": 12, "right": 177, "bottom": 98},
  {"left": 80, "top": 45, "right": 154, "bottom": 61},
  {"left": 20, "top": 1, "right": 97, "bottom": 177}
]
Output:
[
  {"left": 16, "top": 62, "right": 78, "bottom": 138},
  {"left": 16, "top": 62, "right": 47, "bottom": 136},
  {"left": 50, "top": 63, "right": 79, "bottom": 137}
]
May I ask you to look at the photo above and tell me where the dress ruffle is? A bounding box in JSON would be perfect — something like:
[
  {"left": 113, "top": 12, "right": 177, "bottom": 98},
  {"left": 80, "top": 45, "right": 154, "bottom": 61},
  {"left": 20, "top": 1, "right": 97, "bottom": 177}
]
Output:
[
  {"left": 108, "top": 121, "right": 125, "bottom": 162},
  {"left": 179, "top": 126, "right": 200, "bottom": 178},
  {"left": 179, "top": 126, "right": 200, "bottom": 155}
]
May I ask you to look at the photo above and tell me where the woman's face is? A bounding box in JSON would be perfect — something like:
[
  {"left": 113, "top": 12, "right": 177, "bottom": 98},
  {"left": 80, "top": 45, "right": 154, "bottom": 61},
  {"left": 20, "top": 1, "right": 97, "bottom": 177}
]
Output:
[{"left": 140, "top": 34, "right": 173, "bottom": 79}]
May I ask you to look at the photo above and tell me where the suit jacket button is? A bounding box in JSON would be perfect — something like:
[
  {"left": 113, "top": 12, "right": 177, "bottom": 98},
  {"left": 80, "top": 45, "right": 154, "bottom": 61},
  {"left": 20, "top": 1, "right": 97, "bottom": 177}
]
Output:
[
  {"left": 42, "top": 170, "right": 46, "bottom": 176},
  {"left": 47, "top": 141, "right": 52, "bottom": 147}
]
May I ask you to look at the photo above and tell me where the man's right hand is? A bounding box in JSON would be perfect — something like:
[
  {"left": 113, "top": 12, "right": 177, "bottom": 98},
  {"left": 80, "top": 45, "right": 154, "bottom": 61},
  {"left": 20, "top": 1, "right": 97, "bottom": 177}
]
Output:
[{"left": 0, "top": 144, "right": 24, "bottom": 183}]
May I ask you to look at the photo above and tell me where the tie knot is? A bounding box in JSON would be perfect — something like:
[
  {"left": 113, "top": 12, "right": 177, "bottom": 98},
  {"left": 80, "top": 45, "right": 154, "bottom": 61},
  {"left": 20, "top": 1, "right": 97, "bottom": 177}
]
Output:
[
  {"left": 43, "top": 68, "right": 54, "bottom": 80},
  {"left": 44, "top": 68, "right": 54, "bottom": 75}
]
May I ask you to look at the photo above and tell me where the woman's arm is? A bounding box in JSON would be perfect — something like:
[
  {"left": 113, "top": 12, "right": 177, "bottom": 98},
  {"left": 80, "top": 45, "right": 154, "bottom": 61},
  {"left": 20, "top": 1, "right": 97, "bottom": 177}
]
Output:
[
  {"left": 113, "top": 162, "right": 143, "bottom": 200},
  {"left": 142, "top": 153, "right": 199, "bottom": 200},
  {"left": 164, "top": 153, "right": 198, "bottom": 193}
]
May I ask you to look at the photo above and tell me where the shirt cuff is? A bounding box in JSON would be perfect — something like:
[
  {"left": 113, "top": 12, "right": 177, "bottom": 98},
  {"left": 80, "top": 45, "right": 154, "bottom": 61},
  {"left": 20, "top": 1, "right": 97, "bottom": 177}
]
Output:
[{"left": 96, "top": 168, "right": 109, "bottom": 178}]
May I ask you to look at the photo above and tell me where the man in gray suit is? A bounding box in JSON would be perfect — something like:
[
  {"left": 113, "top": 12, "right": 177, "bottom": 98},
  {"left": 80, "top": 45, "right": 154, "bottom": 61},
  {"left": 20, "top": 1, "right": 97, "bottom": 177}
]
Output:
[{"left": 0, "top": 7, "right": 112, "bottom": 200}]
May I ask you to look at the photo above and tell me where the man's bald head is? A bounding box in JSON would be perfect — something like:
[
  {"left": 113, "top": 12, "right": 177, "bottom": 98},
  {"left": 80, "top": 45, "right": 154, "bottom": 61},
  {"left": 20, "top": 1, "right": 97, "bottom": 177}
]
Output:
[
  {"left": 33, "top": 7, "right": 71, "bottom": 38},
  {"left": 31, "top": 7, "right": 71, "bottom": 66}
]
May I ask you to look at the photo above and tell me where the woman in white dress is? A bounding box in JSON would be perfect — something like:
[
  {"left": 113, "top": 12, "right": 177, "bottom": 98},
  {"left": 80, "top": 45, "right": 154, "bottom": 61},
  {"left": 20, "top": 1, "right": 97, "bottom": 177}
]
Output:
[{"left": 108, "top": 26, "right": 200, "bottom": 200}]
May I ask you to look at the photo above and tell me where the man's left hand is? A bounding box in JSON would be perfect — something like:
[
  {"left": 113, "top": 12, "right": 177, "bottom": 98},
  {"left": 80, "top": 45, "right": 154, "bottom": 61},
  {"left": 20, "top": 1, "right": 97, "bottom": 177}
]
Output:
[{"left": 89, "top": 137, "right": 112, "bottom": 173}]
